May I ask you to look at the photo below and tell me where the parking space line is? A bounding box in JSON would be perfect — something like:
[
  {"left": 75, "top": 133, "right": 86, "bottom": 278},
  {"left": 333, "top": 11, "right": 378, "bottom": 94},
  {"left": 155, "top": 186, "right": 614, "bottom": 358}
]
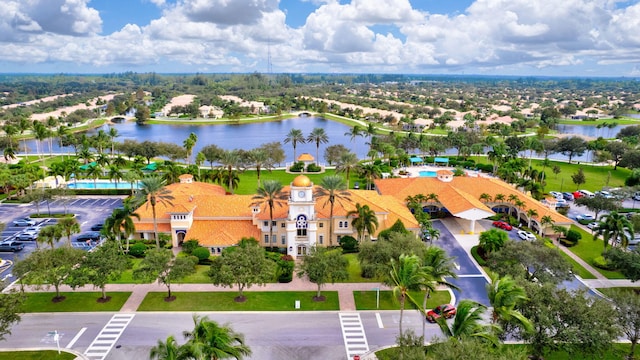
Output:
[
  {"left": 339, "top": 313, "right": 369, "bottom": 360},
  {"left": 84, "top": 313, "right": 135, "bottom": 360}
]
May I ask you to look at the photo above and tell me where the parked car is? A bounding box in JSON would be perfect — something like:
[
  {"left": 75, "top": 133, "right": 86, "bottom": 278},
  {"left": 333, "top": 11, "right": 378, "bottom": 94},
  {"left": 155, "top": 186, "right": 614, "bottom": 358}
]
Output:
[
  {"left": 549, "top": 191, "right": 562, "bottom": 199},
  {"left": 426, "top": 304, "right": 457, "bottom": 323},
  {"left": 576, "top": 214, "right": 595, "bottom": 222},
  {"left": 562, "top": 192, "right": 575, "bottom": 201},
  {"left": 492, "top": 221, "right": 513, "bottom": 231},
  {"left": 0, "top": 241, "right": 24, "bottom": 252},
  {"left": 555, "top": 199, "right": 569, "bottom": 208},
  {"left": 633, "top": 194, "right": 640, "bottom": 201},
  {"left": 12, "top": 218, "right": 36, "bottom": 227},
  {"left": 578, "top": 189, "right": 595, "bottom": 198},
  {"left": 595, "top": 190, "right": 614, "bottom": 199},
  {"left": 90, "top": 223, "right": 104, "bottom": 231},
  {"left": 587, "top": 222, "right": 599, "bottom": 230},
  {"left": 16, "top": 231, "right": 38, "bottom": 241},
  {"left": 517, "top": 230, "right": 536, "bottom": 241},
  {"left": 572, "top": 191, "right": 583, "bottom": 199},
  {"left": 353, "top": 182, "right": 360, "bottom": 189},
  {"left": 75, "top": 232, "right": 101, "bottom": 242}
]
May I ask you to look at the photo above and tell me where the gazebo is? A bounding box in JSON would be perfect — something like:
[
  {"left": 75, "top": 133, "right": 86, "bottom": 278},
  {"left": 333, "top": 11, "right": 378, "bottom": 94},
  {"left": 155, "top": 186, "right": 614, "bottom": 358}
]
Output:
[
  {"left": 434, "top": 157, "right": 449, "bottom": 166},
  {"left": 410, "top": 156, "right": 424, "bottom": 165}
]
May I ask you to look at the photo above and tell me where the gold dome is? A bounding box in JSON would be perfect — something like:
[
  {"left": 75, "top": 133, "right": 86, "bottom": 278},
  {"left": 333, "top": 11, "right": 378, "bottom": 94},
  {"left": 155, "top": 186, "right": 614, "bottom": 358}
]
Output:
[
  {"left": 292, "top": 175, "right": 312, "bottom": 187},
  {"left": 297, "top": 153, "right": 315, "bottom": 161}
]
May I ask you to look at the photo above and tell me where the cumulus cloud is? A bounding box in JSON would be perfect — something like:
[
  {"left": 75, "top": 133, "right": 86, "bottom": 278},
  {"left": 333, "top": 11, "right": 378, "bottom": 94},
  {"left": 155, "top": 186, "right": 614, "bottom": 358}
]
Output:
[{"left": 181, "top": 0, "right": 279, "bottom": 26}]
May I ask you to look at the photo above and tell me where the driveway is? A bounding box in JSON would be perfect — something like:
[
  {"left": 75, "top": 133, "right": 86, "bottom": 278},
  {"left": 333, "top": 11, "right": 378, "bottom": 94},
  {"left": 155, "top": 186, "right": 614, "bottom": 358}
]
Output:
[{"left": 431, "top": 220, "right": 490, "bottom": 306}]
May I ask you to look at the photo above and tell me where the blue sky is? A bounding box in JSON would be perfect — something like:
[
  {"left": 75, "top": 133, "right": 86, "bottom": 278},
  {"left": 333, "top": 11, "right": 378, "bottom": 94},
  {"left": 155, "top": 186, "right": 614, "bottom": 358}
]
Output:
[{"left": 0, "top": 0, "right": 639, "bottom": 76}]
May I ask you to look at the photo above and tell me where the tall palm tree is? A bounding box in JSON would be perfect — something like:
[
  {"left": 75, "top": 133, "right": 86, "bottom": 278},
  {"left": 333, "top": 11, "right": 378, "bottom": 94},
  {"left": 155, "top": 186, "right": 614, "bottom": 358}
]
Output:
[
  {"left": 335, "top": 151, "right": 360, "bottom": 189},
  {"left": 85, "top": 164, "right": 102, "bottom": 189},
  {"left": 358, "top": 163, "right": 381, "bottom": 190},
  {"left": 135, "top": 176, "right": 174, "bottom": 249},
  {"left": 283, "top": 128, "right": 306, "bottom": 162},
  {"left": 344, "top": 125, "right": 363, "bottom": 153},
  {"left": 218, "top": 150, "right": 243, "bottom": 194},
  {"left": 420, "top": 246, "right": 459, "bottom": 339},
  {"left": 486, "top": 272, "right": 532, "bottom": 337},
  {"left": 248, "top": 149, "right": 273, "bottom": 188},
  {"left": 183, "top": 132, "right": 197, "bottom": 164},
  {"left": 595, "top": 211, "right": 634, "bottom": 250},
  {"left": 108, "top": 127, "right": 119, "bottom": 157},
  {"left": 251, "top": 180, "right": 288, "bottom": 247},
  {"left": 540, "top": 215, "right": 554, "bottom": 237},
  {"left": 436, "top": 299, "right": 498, "bottom": 344},
  {"left": 307, "top": 127, "right": 329, "bottom": 163},
  {"left": 105, "top": 205, "right": 140, "bottom": 252},
  {"left": 526, "top": 208, "right": 538, "bottom": 230},
  {"left": 108, "top": 165, "right": 124, "bottom": 189},
  {"left": 346, "top": 203, "right": 378, "bottom": 242},
  {"left": 386, "top": 254, "right": 426, "bottom": 338},
  {"left": 58, "top": 217, "right": 80, "bottom": 246},
  {"left": 314, "top": 175, "right": 351, "bottom": 246},
  {"left": 37, "top": 225, "right": 62, "bottom": 248},
  {"left": 149, "top": 335, "right": 185, "bottom": 360},
  {"left": 182, "top": 315, "right": 252, "bottom": 360}
]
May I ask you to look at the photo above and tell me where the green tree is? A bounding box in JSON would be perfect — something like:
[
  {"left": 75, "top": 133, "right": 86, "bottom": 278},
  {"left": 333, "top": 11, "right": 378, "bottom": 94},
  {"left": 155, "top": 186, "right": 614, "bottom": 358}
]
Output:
[
  {"left": 251, "top": 180, "right": 288, "bottom": 247},
  {"left": 594, "top": 211, "right": 634, "bottom": 250},
  {"left": 37, "top": 224, "right": 63, "bottom": 248},
  {"left": 58, "top": 217, "right": 81, "bottom": 246},
  {"left": 297, "top": 246, "right": 348, "bottom": 300},
  {"left": 358, "top": 163, "right": 382, "bottom": 190},
  {"left": 208, "top": 238, "right": 274, "bottom": 301},
  {"left": 108, "top": 165, "right": 124, "bottom": 189},
  {"left": 133, "top": 248, "right": 197, "bottom": 300},
  {"left": 314, "top": 175, "right": 351, "bottom": 247},
  {"left": 347, "top": 203, "right": 379, "bottom": 242},
  {"left": 571, "top": 168, "right": 586, "bottom": 190},
  {"left": 575, "top": 195, "right": 620, "bottom": 221},
  {"left": 386, "top": 254, "right": 426, "bottom": 338},
  {"left": 486, "top": 272, "right": 532, "bottom": 337},
  {"left": 358, "top": 232, "right": 426, "bottom": 279},
  {"left": 420, "top": 246, "right": 459, "bottom": 339},
  {"left": 13, "top": 247, "right": 85, "bottom": 301},
  {"left": 478, "top": 228, "right": 508, "bottom": 254},
  {"left": 182, "top": 315, "right": 252, "bottom": 360},
  {"left": 603, "top": 247, "right": 640, "bottom": 281},
  {"left": 104, "top": 205, "right": 140, "bottom": 252},
  {"left": 248, "top": 149, "right": 272, "bottom": 188},
  {"left": 344, "top": 125, "right": 363, "bottom": 153},
  {"left": 284, "top": 128, "right": 306, "bottom": 161},
  {"left": 135, "top": 176, "right": 174, "bottom": 248},
  {"left": 149, "top": 335, "right": 186, "bottom": 360},
  {"left": 307, "top": 127, "right": 329, "bottom": 164},
  {"left": 435, "top": 299, "right": 497, "bottom": 344},
  {"left": 608, "top": 289, "right": 640, "bottom": 360},
  {"left": 67, "top": 241, "right": 128, "bottom": 301},
  {"left": 217, "top": 150, "right": 243, "bottom": 194},
  {"left": 335, "top": 151, "right": 360, "bottom": 189},
  {"left": 426, "top": 337, "right": 528, "bottom": 360},
  {"left": 0, "top": 290, "right": 25, "bottom": 342}
]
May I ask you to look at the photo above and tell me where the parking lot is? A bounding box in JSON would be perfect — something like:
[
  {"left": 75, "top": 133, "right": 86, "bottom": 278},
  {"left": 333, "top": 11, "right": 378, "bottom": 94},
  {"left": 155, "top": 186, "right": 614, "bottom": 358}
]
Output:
[{"left": 0, "top": 197, "right": 124, "bottom": 284}]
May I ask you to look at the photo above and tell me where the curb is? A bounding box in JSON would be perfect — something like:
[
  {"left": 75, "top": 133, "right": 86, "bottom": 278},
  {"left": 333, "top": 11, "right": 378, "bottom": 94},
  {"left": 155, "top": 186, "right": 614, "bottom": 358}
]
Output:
[{"left": 0, "top": 347, "right": 89, "bottom": 360}]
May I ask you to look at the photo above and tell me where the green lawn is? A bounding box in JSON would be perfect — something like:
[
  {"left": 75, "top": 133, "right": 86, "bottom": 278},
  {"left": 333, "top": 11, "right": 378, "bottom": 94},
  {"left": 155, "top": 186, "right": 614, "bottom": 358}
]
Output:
[
  {"left": 0, "top": 351, "right": 76, "bottom": 360},
  {"left": 376, "top": 343, "right": 632, "bottom": 360},
  {"left": 233, "top": 168, "right": 361, "bottom": 195},
  {"left": 137, "top": 291, "right": 339, "bottom": 311},
  {"left": 354, "top": 290, "right": 450, "bottom": 311},
  {"left": 542, "top": 240, "right": 596, "bottom": 279},
  {"left": 340, "top": 253, "right": 381, "bottom": 283},
  {"left": 597, "top": 287, "right": 640, "bottom": 297},
  {"left": 176, "top": 265, "right": 212, "bottom": 284},
  {"left": 110, "top": 258, "right": 149, "bottom": 284},
  {"left": 566, "top": 225, "right": 626, "bottom": 279},
  {"left": 21, "top": 292, "right": 131, "bottom": 312}
]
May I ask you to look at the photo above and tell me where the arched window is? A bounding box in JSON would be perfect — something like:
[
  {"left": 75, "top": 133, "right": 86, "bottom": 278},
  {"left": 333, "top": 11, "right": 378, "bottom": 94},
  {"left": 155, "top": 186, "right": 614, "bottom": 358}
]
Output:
[{"left": 296, "top": 214, "right": 308, "bottom": 237}]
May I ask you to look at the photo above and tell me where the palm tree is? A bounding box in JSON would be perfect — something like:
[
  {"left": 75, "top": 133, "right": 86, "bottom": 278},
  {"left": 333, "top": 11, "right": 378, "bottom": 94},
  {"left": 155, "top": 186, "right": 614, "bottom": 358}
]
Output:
[
  {"left": 344, "top": 125, "right": 363, "bottom": 153},
  {"left": 420, "top": 246, "right": 459, "bottom": 339},
  {"left": 540, "top": 215, "right": 554, "bottom": 237},
  {"left": 479, "top": 193, "right": 492, "bottom": 203},
  {"left": 595, "top": 211, "right": 634, "bottom": 250},
  {"left": 346, "top": 203, "right": 378, "bottom": 242},
  {"left": 314, "top": 175, "right": 351, "bottom": 246},
  {"left": 105, "top": 205, "right": 140, "bottom": 252},
  {"left": 149, "top": 335, "right": 185, "bottom": 360},
  {"left": 283, "top": 128, "right": 306, "bottom": 162},
  {"left": 108, "top": 127, "right": 119, "bottom": 157},
  {"left": 494, "top": 193, "right": 506, "bottom": 203},
  {"left": 183, "top": 132, "right": 197, "bottom": 164},
  {"left": 486, "top": 272, "right": 532, "bottom": 337},
  {"left": 182, "top": 315, "right": 252, "bottom": 360},
  {"left": 135, "top": 176, "right": 174, "bottom": 249},
  {"left": 123, "top": 170, "right": 141, "bottom": 196},
  {"left": 108, "top": 165, "right": 124, "bottom": 189},
  {"left": 307, "top": 127, "right": 329, "bottom": 164},
  {"left": 436, "top": 299, "right": 497, "bottom": 344},
  {"left": 85, "top": 164, "right": 102, "bottom": 189},
  {"left": 386, "top": 254, "right": 426, "bottom": 337},
  {"left": 526, "top": 208, "right": 538, "bottom": 230},
  {"left": 58, "top": 217, "right": 80, "bottom": 246},
  {"left": 335, "top": 151, "right": 360, "bottom": 189},
  {"left": 358, "top": 163, "right": 381, "bottom": 190},
  {"left": 251, "top": 180, "right": 288, "bottom": 247},
  {"left": 37, "top": 225, "right": 62, "bottom": 248},
  {"left": 248, "top": 149, "right": 273, "bottom": 188},
  {"left": 218, "top": 150, "right": 243, "bottom": 194}
]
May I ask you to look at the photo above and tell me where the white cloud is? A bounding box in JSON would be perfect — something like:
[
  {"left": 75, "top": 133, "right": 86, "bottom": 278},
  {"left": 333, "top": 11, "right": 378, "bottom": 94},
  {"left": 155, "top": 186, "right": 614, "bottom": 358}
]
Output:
[{"left": 181, "top": 0, "right": 279, "bottom": 25}]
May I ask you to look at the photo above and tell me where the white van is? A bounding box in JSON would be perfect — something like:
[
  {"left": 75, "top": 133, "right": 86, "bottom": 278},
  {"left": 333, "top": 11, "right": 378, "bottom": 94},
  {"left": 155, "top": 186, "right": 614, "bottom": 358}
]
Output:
[{"left": 578, "top": 190, "right": 595, "bottom": 198}]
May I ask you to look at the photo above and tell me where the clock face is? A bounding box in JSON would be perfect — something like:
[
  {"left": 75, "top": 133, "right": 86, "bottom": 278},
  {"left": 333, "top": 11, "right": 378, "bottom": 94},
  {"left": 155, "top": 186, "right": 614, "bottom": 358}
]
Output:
[{"left": 298, "top": 191, "right": 305, "bottom": 198}]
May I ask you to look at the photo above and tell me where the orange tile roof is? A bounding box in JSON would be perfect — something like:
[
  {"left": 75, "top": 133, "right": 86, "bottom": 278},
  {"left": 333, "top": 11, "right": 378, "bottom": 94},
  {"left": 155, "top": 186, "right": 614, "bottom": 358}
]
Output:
[
  {"left": 135, "top": 222, "right": 171, "bottom": 232},
  {"left": 186, "top": 220, "right": 260, "bottom": 247},
  {"left": 374, "top": 176, "right": 571, "bottom": 225}
]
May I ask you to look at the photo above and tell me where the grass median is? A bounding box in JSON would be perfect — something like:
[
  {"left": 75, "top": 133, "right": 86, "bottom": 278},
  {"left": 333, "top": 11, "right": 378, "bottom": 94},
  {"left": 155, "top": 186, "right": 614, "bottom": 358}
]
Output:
[
  {"left": 354, "top": 290, "right": 451, "bottom": 311},
  {"left": 22, "top": 292, "right": 131, "bottom": 312},
  {"left": 137, "top": 291, "right": 339, "bottom": 311},
  {"left": 567, "top": 225, "right": 626, "bottom": 279},
  {"left": 0, "top": 350, "right": 76, "bottom": 360}
]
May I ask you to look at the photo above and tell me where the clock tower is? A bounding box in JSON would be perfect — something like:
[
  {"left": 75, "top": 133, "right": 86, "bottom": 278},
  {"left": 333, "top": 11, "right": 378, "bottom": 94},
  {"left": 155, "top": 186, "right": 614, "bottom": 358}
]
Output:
[{"left": 287, "top": 175, "right": 317, "bottom": 257}]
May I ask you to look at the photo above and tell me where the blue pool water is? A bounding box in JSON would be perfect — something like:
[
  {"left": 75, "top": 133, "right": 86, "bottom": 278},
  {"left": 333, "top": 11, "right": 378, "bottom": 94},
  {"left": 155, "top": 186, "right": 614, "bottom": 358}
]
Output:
[
  {"left": 419, "top": 171, "right": 438, "bottom": 177},
  {"left": 67, "top": 181, "right": 141, "bottom": 190}
]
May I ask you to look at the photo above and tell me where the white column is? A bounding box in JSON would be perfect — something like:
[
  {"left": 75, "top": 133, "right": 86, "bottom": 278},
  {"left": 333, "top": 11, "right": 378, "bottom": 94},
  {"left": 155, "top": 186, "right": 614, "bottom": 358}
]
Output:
[{"left": 469, "top": 219, "right": 476, "bottom": 234}]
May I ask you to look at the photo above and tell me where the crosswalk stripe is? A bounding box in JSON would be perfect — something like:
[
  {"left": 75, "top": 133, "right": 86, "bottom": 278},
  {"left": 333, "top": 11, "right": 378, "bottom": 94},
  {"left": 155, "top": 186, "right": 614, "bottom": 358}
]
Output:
[
  {"left": 339, "top": 313, "right": 369, "bottom": 359},
  {"left": 83, "top": 313, "right": 135, "bottom": 360}
]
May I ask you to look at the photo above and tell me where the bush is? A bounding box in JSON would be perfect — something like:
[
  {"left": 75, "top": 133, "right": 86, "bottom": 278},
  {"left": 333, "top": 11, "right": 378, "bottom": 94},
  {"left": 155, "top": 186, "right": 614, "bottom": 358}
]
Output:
[
  {"left": 471, "top": 245, "right": 487, "bottom": 266},
  {"left": 182, "top": 239, "right": 200, "bottom": 254},
  {"left": 360, "top": 263, "right": 377, "bottom": 278},
  {"left": 129, "top": 242, "right": 147, "bottom": 258},
  {"left": 339, "top": 236, "right": 359, "bottom": 253},
  {"left": 592, "top": 255, "right": 615, "bottom": 270},
  {"left": 566, "top": 229, "right": 582, "bottom": 243},
  {"left": 306, "top": 163, "right": 321, "bottom": 172},
  {"left": 276, "top": 254, "right": 295, "bottom": 283},
  {"left": 289, "top": 161, "right": 305, "bottom": 172},
  {"left": 192, "top": 247, "right": 212, "bottom": 264}
]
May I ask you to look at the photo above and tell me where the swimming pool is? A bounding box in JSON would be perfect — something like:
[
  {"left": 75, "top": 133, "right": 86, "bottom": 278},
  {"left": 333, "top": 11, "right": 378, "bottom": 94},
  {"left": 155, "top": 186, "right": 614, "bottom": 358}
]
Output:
[
  {"left": 419, "top": 171, "right": 437, "bottom": 177},
  {"left": 67, "top": 180, "right": 141, "bottom": 190}
]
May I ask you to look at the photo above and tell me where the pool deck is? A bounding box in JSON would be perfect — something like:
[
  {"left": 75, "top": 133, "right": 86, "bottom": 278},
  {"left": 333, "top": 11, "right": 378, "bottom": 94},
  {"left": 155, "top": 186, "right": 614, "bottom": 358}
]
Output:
[{"left": 393, "top": 165, "right": 489, "bottom": 178}]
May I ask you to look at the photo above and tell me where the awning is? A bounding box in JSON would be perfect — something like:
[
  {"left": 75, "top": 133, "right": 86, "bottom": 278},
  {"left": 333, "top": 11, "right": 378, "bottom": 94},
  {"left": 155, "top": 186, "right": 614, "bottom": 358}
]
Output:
[
  {"left": 410, "top": 156, "right": 424, "bottom": 163},
  {"left": 434, "top": 157, "right": 449, "bottom": 164}
]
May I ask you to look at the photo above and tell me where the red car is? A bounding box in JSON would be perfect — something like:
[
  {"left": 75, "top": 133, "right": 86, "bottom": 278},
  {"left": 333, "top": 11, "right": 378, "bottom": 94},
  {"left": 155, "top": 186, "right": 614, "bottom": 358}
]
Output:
[
  {"left": 573, "top": 191, "right": 583, "bottom": 199},
  {"left": 426, "top": 304, "right": 457, "bottom": 323},
  {"left": 492, "top": 221, "right": 513, "bottom": 231}
]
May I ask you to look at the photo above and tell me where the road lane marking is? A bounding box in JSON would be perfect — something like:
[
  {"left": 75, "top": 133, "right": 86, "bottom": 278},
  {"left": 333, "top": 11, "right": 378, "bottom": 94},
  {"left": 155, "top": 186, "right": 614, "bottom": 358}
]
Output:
[
  {"left": 339, "top": 313, "right": 369, "bottom": 359},
  {"left": 375, "top": 313, "right": 384, "bottom": 328},
  {"left": 456, "top": 274, "right": 486, "bottom": 278},
  {"left": 84, "top": 313, "right": 135, "bottom": 360},
  {"left": 66, "top": 327, "right": 87, "bottom": 348}
]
